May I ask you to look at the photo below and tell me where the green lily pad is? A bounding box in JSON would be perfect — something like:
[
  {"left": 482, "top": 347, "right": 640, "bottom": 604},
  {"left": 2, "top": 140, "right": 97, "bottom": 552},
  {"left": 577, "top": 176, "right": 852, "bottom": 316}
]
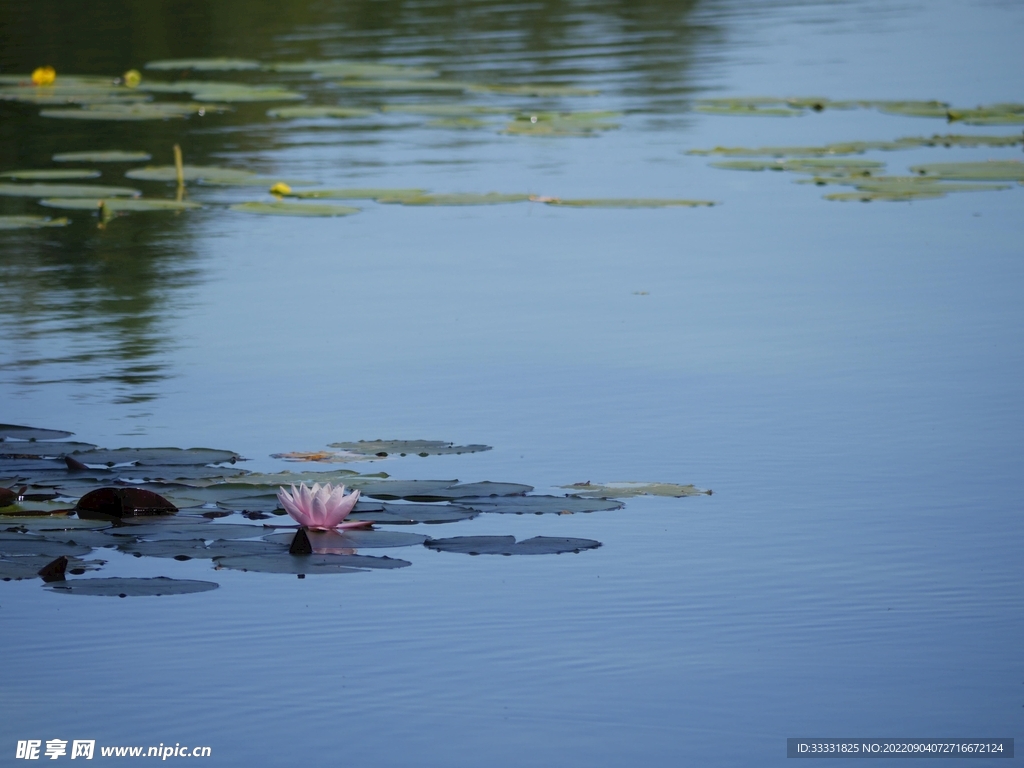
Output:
[
  {"left": 71, "top": 447, "right": 240, "bottom": 466},
  {"left": 53, "top": 150, "right": 153, "bottom": 163},
  {"left": 1, "top": 169, "right": 100, "bottom": 180},
  {"left": 711, "top": 158, "right": 885, "bottom": 174},
  {"left": 214, "top": 552, "right": 410, "bottom": 574},
  {"left": 0, "top": 555, "right": 102, "bottom": 580},
  {"left": 47, "top": 576, "right": 219, "bottom": 596},
  {"left": 377, "top": 192, "right": 531, "bottom": 206},
  {"left": 0, "top": 215, "right": 70, "bottom": 230},
  {"left": 287, "top": 188, "right": 427, "bottom": 201},
  {"left": 542, "top": 197, "right": 717, "bottom": 208},
  {"left": 381, "top": 104, "right": 512, "bottom": 117},
  {"left": 1, "top": 441, "right": 97, "bottom": 457},
  {"left": 0, "top": 183, "right": 140, "bottom": 198},
  {"left": 266, "top": 106, "right": 375, "bottom": 119},
  {"left": 428, "top": 117, "right": 489, "bottom": 129},
  {"left": 688, "top": 134, "right": 1023, "bottom": 157},
  {"left": 266, "top": 61, "right": 437, "bottom": 79},
  {"left": 348, "top": 503, "right": 479, "bottom": 525},
  {"left": 138, "top": 81, "right": 303, "bottom": 102},
  {"left": 425, "top": 535, "right": 601, "bottom": 555},
  {"left": 264, "top": 529, "right": 428, "bottom": 549},
  {"left": 694, "top": 100, "right": 804, "bottom": 117},
  {"left": 40, "top": 102, "right": 221, "bottom": 120},
  {"left": 327, "top": 440, "right": 492, "bottom": 457},
  {"left": 39, "top": 198, "right": 201, "bottom": 214},
  {"left": 908, "top": 160, "right": 1024, "bottom": 181},
  {"left": 229, "top": 201, "right": 360, "bottom": 217},
  {"left": 502, "top": 111, "right": 621, "bottom": 136},
  {"left": 145, "top": 58, "right": 262, "bottom": 71},
  {"left": 334, "top": 78, "right": 473, "bottom": 92},
  {"left": 561, "top": 482, "right": 712, "bottom": 498},
  {"left": 126, "top": 165, "right": 267, "bottom": 186},
  {"left": 871, "top": 100, "right": 951, "bottom": 118},
  {"left": 458, "top": 495, "right": 624, "bottom": 515},
  {"left": 469, "top": 83, "right": 599, "bottom": 97}
]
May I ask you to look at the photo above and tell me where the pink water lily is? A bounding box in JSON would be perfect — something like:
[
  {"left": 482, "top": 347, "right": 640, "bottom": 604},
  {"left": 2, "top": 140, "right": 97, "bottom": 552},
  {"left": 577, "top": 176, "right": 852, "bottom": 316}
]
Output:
[{"left": 277, "top": 482, "right": 371, "bottom": 530}]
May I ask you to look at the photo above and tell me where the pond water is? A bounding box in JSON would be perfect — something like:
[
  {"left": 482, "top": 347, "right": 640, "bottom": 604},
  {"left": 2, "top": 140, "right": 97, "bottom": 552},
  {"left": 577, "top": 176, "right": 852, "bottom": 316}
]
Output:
[{"left": 1, "top": 0, "right": 1022, "bottom": 765}]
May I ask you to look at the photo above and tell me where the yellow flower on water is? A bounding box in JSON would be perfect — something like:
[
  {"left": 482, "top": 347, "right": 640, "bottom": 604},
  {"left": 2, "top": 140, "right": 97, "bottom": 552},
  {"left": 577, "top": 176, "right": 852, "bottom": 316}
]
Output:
[
  {"left": 269, "top": 182, "right": 292, "bottom": 196},
  {"left": 31, "top": 66, "right": 56, "bottom": 86},
  {"left": 123, "top": 69, "right": 142, "bottom": 88}
]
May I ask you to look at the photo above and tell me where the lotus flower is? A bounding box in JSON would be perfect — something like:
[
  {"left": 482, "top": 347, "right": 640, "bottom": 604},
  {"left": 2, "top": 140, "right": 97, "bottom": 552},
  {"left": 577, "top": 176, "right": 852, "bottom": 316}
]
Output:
[{"left": 277, "top": 483, "right": 371, "bottom": 530}]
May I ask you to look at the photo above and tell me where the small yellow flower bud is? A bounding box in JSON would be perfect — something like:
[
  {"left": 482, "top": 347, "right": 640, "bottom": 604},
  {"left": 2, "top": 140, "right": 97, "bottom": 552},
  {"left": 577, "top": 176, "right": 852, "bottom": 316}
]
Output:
[
  {"left": 269, "top": 182, "right": 292, "bottom": 196},
  {"left": 31, "top": 66, "right": 56, "bottom": 86},
  {"left": 123, "top": 69, "right": 142, "bottom": 88}
]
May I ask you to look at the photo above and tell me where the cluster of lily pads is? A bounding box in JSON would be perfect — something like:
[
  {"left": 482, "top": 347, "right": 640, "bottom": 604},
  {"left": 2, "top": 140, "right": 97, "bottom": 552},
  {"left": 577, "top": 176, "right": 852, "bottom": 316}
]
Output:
[
  {"left": 688, "top": 96, "right": 1024, "bottom": 202},
  {"left": 0, "top": 424, "right": 709, "bottom": 596}
]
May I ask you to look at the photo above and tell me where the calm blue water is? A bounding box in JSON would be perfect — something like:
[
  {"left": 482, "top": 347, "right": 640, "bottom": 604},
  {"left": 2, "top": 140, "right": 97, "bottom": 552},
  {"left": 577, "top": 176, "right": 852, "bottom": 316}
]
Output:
[{"left": 1, "top": 1, "right": 1022, "bottom": 765}]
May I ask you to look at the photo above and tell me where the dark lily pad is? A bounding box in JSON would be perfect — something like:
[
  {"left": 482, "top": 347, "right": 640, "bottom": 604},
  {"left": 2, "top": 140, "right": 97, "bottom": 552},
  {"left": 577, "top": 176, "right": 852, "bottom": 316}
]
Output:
[
  {"left": 458, "top": 495, "right": 623, "bottom": 515},
  {"left": 355, "top": 479, "right": 532, "bottom": 501},
  {"left": 214, "top": 552, "right": 410, "bottom": 574},
  {"left": 0, "top": 424, "right": 74, "bottom": 441},
  {"left": 0, "top": 555, "right": 102, "bottom": 580},
  {"left": 327, "top": 439, "right": 492, "bottom": 457},
  {"left": 0, "top": 517, "right": 109, "bottom": 531},
  {"left": 46, "top": 577, "right": 219, "bottom": 597},
  {"left": 76, "top": 488, "right": 177, "bottom": 519},
  {"left": 0, "top": 215, "right": 69, "bottom": 230},
  {"left": 1, "top": 169, "right": 100, "bottom": 180},
  {"left": 0, "top": 488, "right": 16, "bottom": 507},
  {"left": 349, "top": 504, "right": 479, "bottom": 524},
  {"left": 425, "top": 535, "right": 601, "bottom": 555},
  {"left": 39, "top": 198, "right": 202, "bottom": 213},
  {"left": 0, "top": 183, "right": 140, "bottom": 198},
  {"left": 908, "top": 160, "right": 1024, "bottom": 181},
  {"left": 561, "top": 481, "right": 712, "bottom": 498},
  {"left": 229, "top": 202, "right": 360, "bottom": 217},
  {"left": 118, "top": 538, "right": 280, "bottom": 560},
  {"left": 0, "top": 533, "right": 92, "bottom": 557},
  {"left": 145, "top": 58, "right": 262, "bottom": 71},
  {"left": 264, "top": 529, "right": 428, "bottom": 549},
  {"left": 190, "top": 469, "right": 366, "bottom": 488},
  {"left": 53, "top": 150, "right": 153, "bottom": 163},
  {"left": 266, "top": 106, "right": 375, "bottom": 119},
  {"left": 71, "top": 447, "right": 240, "bottom": 466},
  {"left": 105, "top": 522, "right": 264, "bottom": 541}
]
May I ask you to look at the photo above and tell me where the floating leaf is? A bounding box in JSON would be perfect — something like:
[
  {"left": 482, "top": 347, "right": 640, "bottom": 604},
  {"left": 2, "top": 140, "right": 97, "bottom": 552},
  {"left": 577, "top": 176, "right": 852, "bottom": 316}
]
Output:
[
  {"left": 687, "top": 134, "right": 1024, "bottom": 157},
  {"left": 334, "top": 78, "right": 474, "bottom": 92},
  {"left": 106, "top": 522, "right": 265, "bottom": 541},
  {"left": 39, "top": 197, "right": 202, "bottom": 213},
  {"left": 0, "top": 183, "right": 140, "bottom": 198},
  {"left": 469, "top": 83, "right": 599, "bottom": 97},
  {"left": 53, "top": 150, "right": 153, "bottom": 163},
  {"left": 229, "top": 201, "right": 360, "bottom": 217},
  {"left": 561, "top": 482, "right": 711, "bottom": 498},
  {"left": 0, "top": 517, "right": 109, "bottom": 532},
  {"left": 145, "top": 58, "right": 262, "bottom": 71},
  {"left": 41, "top": 102, "right": 222, "bottom": 120},
  {"left": 0, "top": 441, "right": 97, "bottom": 457},
  {"left": 427, "top": 117, "right": 489, "bottom": 129},
  {"left": 118, "top": 538, "right": 280, "bottom": 560},
  {"left": 541, "top": 197, "right": 716, "bottom": 208},
  {"left": 76, "top": 487, "right": 177, "bottom": 519},
  {"left": 287, "top": 188, "right": 427, "bottom": 201},
  {"left": 695, "top": 100, "right": 804, "bottom": 117},
  {"left": 502, "top": 111, "right": 621, "bottom": 136},
  {"left": 348, "top": 503, "right": 479, "bottom": 525},
  {"left": 266, "top": 61, "right": 437, "bottom": 79},
  {"left": 908, "top": 160, "right": 1024, "bottom": 181},
  {"left": 1, "top": 169, "right": 100, "bottom": 180},
  {"left": 266, "top": 106, "right": 375, "bottom": 119},
  {"left": 188, "top": 469, "right": 365, "bottom": 488},
  {"left": 425, "top": 535, "right": 601, "bottom": 555},
  {"left": 125, "top": 165, "right": 290, "bottom": 186},
  {"left": 71, "top": 447, "right": 240, "bottom": 466},
  {"left": 215, "top": 552, "right": 410, "bottom": 574},
  {"left": 0, "top": 534, "right": 92, "bottom": 557},
  {"left": 264, "top": 529, "right": 428, "bottom": 550},
  {"left": 355, "top": 480, "right": 532, "bottom": 501},
  {"left": 138, "top": 81, "right": 303, "bottom": 102},
  {"left": 0, "top": 215, "right": 69, "bottom": 230},
  {"left": 46, "top": 577, "right": 218, "bottom": 597},
  {"left": 0, "top": 555, "right": 102, "bottom": 581},
  {"left": 377, "top": 192, "right": 531, "bottom": 206},
  {"left": 711, "top": 158, "right": 884, "bottom": 174},
  {"left": 872, "top": 101, "right": 951, "bottom": 118},
  {"left": 327, "top": 440, "right": 492, "bottom": 457},
  {"left": 458, "top": 495, "right": 623, "bottom": 515},
  {"left": 381, "top": 104, "right": 511, "bottom": 117}
]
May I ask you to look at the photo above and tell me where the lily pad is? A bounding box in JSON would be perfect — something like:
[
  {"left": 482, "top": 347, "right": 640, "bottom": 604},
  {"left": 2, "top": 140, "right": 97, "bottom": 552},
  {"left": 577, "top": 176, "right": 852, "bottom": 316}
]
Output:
[
  {"left": 39, "top": 197, "right": 202, "bottom": 213},
  {"left": 355, "top": 479, "right": 532, "bottom": 501},
  {"left": 428, "top": 117, "right": 489, "bottom": 129},
  {"left": 0, "top": 424, "right": 72, "bottom": 442},
  {"left": 214, "top": 552, "right": 410, "bottom": 574},
  {"left": 266, "top": 61, "right": 437, "bottom": 79},
  {"left": 53, "top": 150, "right": 153, "bottom": 163},
  {"left": 70, "top": 447, "right": 240, "bottom": 466},
  {"left": 76, "top": 487, "right": 177, "bottom": 519},
  {"left": 1, "top": 169, "right": 100, "bottom": 180},
  {"left": 230, "top": 201, "right": 360, "bottom": 217},
  {"left": 469, "top": 83, "right": 599, "bottom": 97},
  {"left": 1, "top": 441, "right": 98, "bottom": 458},
  {"left": 126, "top": 165, "right": 266, "bottom": 186},
  {"left": 908, "top": 160, "right": 1024, "bottom": 181},
  {"left": 541, "top": 197, "right": 716, "bottom": 208},
  {"left": 872, "top": 101, "right": 951, "bottom": 118},
  {"left": 695, "top": 101, "right": 804, "bottom": 117},
  {"left": 46, "top": 576, "right": 218, "bottom": 597},
  {"left": 327, "top": 440, "right": 492, "bottom": 457},
  {"left": 40, "top": 102, "right": 221, "bottom": 120},
  {"left": 118, "top": 538, "right": 280, "bottom": 560},
  {"left": 138, "top": 81, "right": 303, "bottom": 102},
  {"left": 0, "top": 215, "right": 70, "bottom": 230},
  {"left": 266, "top": 106, "right": 375, "bottom": 119},
  {"left": 458, "top": 495, "right": 623, "bottom": 515},
  {"left": 106, "top": 522, "right": 265, "bottom": 541},
  {"left": 0, "top": 555, "right": 102, "bottom": 581},
  {"left": 287, "top": 188, "right": 427, "bottom": 201},
  {"left": 0, "top": 183, "right": 140, "bottom": 198},
  {"left": 425, "top": 535, "right": 601, "bottom": 555},
  {"left": 189, "top": 469, "right": 366, "bottom": 488},
  {"left": 349, "top": 503, "right": 479, "bottom": 524},
  {"left": 264, "top": 529, "right": 428, "bottom": 549},
  {"left": 711, "top": 158, "right": 884, "bottom": 174},
  {"left": 0, "top": 517, "right": 109, "bottom": 532},
  {"left": 0, "top": 534, "right": 92, "bottom": 557},
  {"left": 382, "top": 104, "right": 511, "bottom": 116},
  {"left": 377, "top": 192, "right": 530, "bottom": 206},
  {"left": 145, "top": 58, "right": 262, "bottom": 71},
  {"left": 502, "top": 111, "right": 621, "bottom": 137},
  {"left": 334, "top": 78, "right": 474, "bottom": 92},
  {"left": 561, "top": 481, "right": 712, "bottom": 498}
]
